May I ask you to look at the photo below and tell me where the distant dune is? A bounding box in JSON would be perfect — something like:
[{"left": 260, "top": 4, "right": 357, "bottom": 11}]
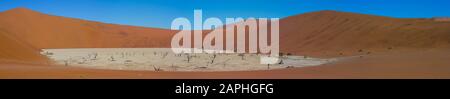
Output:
[
  {"left": 280, "top": 10, "right": 450, "bottom": 57},
  {"left": 432, "top": 17, "right": 450, "bottom": 22}
]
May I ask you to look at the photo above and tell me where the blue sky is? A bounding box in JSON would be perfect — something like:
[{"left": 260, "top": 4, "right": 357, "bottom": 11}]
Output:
[{"left": 1, "top": 0, "right": 449, "bottom": 29}]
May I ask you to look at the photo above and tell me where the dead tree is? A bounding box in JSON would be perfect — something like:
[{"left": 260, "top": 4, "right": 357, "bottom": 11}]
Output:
[
  {"left": 278, "top": 59, "right": 284, "bottom": 64},
  {"left": 179, "top": 51, "right": 184, "bottom": 57},
  {"left": 162, "top": 52, "right": 168, "bottom": 58},
  {"left": 44, "top": 51, "right": 53, "bottom": 56},
  {"left": 64, "top": 60, "right": 69, "bottom": 66},
  {"left": 171, "top": 64, "right": 176, "bottom": 71},
  {"left": 223, "top": 59, "right": 230, "bottom": 67},
  {"left": 211, "top": 54, "right": 217, "bottom": 64},
  {"left": 110, "top": 56, "right": 115, "bottom": 61},
  {"left": 186, "top": 54, "right": 191, "bottom": 63},
  {"left": 80, "top": 57, "right": 87, "bottom": 64},
  {"left": 238, "top": 54, "right": 245, "bottom": 60},
  {"left": 153, "top": 66, "right": 162, "bottom": 71},
  {"left": 91, "top": 53, "right": 98, "bottom": 60}
]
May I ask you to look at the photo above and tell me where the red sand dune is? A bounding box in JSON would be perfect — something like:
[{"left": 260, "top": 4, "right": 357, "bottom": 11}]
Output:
[
  {"left": 0, "top": 8, "right": 450, "bottom": 78},
  {"left": 280, "top": 10, "right": 450, "bottom": 57},
  {"left": 0, "top": 8, "right": 177, "bottom": 49}
]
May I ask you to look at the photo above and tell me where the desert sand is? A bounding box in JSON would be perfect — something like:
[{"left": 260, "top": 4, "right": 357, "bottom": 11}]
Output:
[
  {"left": 0, "top": 8, "right": 450, "bottom": 79},
  {"left": 1, "top": 49, "right": 450, "bottom": 79}
]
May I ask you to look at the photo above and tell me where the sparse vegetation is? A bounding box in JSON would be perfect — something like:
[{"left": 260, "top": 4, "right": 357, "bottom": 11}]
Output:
[
  {"left": 43, "top": 51, "right": 54, "bottom": 55},
  {"left": 41, "top": 48, "right": 334, "bottom": 72}
]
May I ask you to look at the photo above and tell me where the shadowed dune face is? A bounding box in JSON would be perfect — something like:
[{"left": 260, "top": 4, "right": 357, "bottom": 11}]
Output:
[{"left": 0, "top": 31, "right": 47, "bottom": 63}]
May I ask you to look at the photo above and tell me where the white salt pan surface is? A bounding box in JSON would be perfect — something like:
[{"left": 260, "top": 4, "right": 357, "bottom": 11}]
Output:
[{"left": 41, "top": 48, "right": 337, "bottom": 71}]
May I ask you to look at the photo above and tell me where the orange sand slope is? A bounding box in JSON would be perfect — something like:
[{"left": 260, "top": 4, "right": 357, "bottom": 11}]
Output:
[
  {"left": 0, "top": 30, "right": 46, "bottom": 63},
  {"left": 0, "top": 8, "right": 176, "bottom": 49},
  {"left": 0, "top": 8, "right": 450, "bottom": 79}
]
